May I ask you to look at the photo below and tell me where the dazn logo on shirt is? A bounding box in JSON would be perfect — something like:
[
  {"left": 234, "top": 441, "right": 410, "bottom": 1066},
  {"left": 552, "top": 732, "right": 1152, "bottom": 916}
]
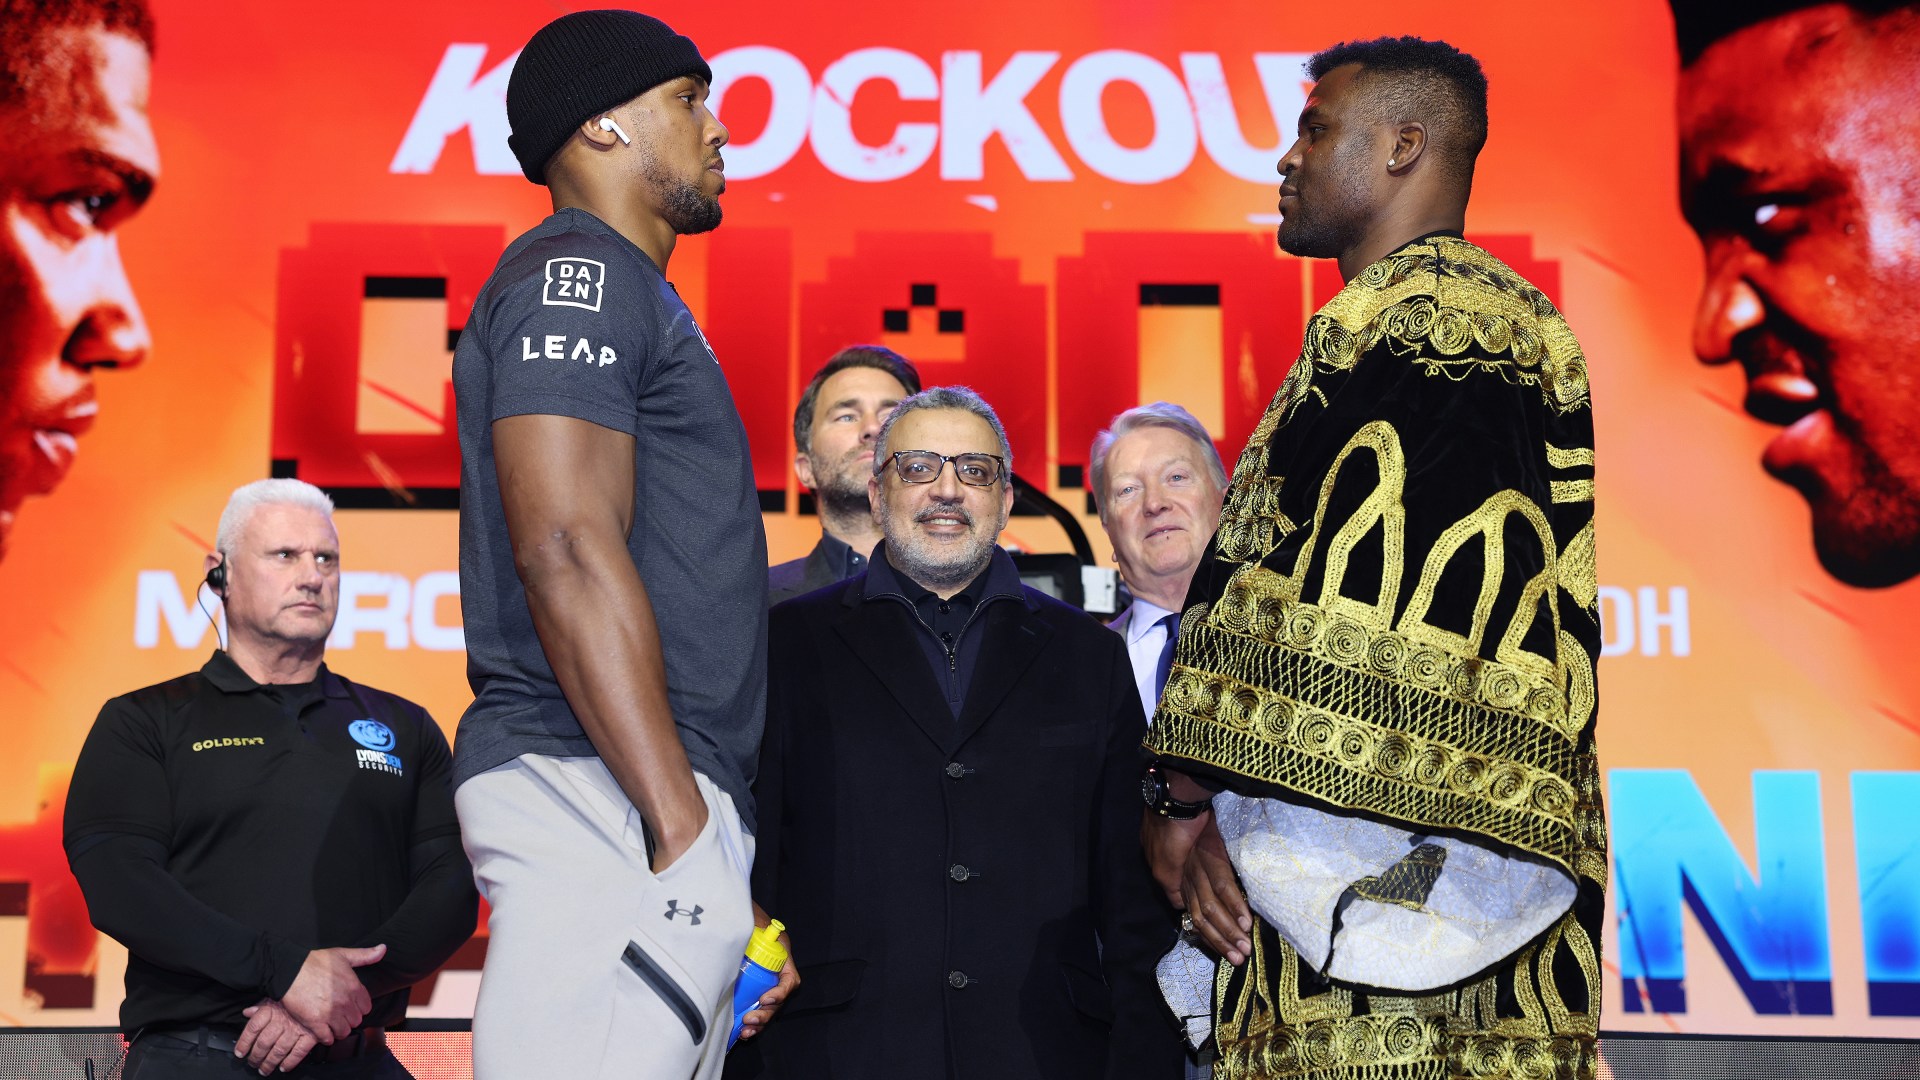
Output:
[{"left": 543, "top": 257, "right": 605, "bottom": 311}]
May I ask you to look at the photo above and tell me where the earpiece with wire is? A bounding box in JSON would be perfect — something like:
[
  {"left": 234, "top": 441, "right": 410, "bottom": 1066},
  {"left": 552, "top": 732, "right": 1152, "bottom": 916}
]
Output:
[
  {"left": 599, "top": 116, "right": 632, "bottom": 145},
  {"left": 199, "top": 552, "right": 229, "bottom": 650}
]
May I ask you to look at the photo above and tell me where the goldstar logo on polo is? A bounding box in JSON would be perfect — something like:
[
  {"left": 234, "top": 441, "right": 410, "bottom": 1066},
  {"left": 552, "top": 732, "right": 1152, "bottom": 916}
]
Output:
[{"left": 192, "top": 737, "right": 266, "bottom": 752}]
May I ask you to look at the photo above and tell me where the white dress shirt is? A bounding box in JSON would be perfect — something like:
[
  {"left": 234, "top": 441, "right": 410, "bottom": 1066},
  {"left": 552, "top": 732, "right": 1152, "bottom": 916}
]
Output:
[{"left": 1117, "top": 598, "right": 1180, "bottom": 722}]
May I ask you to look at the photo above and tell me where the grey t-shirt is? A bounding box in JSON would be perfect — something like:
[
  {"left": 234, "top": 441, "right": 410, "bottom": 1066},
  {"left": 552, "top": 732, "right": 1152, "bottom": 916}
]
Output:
[{"left": 452, "top": 208, "right": 767, "bottom": 833}]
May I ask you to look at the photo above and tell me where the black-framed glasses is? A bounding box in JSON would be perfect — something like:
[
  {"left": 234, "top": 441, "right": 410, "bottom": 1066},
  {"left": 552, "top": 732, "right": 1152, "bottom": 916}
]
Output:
[{"left": 879, "top": 450, "right": 1007, "bottom": 487}]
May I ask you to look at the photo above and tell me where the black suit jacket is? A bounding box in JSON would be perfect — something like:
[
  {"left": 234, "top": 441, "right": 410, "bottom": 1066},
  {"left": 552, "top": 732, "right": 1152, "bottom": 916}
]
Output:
[
  {"left": 727, "top": 557, "right": 1182, "bottom": 1080},
  {"left": 767, "top": 533, "right": 863, "bottom": 607}
]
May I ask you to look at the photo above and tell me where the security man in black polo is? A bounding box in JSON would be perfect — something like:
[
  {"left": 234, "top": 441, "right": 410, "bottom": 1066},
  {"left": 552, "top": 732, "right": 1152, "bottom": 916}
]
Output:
[{"left": 65, "top": 479, "right": 476, "bottom": 1078}]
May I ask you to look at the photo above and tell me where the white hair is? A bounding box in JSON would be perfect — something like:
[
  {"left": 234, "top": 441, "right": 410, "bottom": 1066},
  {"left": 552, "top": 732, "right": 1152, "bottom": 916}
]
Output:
[
  {"left": 215, "top": 479, "right": 335, "bottom": 555},
  {"left": 1088, "top": 402, "right": 1229, "bottom": 517}
]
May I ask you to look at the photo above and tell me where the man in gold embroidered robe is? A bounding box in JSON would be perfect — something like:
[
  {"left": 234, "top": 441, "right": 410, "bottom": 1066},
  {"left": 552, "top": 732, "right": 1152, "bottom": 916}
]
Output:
[{"left": 1141, "top": 38, "right": 1605, "bottom": 1080}]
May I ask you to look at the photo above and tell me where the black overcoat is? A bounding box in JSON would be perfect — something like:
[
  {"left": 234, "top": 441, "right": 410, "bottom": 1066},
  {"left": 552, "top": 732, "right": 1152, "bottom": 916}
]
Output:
[{"left": 726, "top": 560, "right": 1183, "bottom": 1080}]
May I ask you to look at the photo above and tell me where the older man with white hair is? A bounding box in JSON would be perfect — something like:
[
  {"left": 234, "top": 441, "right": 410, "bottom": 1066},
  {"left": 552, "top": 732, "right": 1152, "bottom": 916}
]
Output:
[
  {"left": 1088, "top": 403, "right": 1227, "bottom": 1076},
  {"left": 1090, "top": 404, "right": 1228, "bottom": 724},
  {"left": 65, "top": 478, "right": 476, "bottom": 1079}
]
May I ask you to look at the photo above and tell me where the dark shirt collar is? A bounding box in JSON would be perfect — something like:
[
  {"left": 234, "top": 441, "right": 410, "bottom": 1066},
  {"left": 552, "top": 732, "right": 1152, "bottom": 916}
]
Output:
[
  {"left": 814, "top": 530, "right": 869, "bottom": 578},
  {"left": 200, "top": 650, "right": 348, "bottom": 699},
  {"left": 908, "top": 568, "right": 983, "bottom": 623},
  {"left": 860, "top": 541, "right": 1030, "bottom": 609}
]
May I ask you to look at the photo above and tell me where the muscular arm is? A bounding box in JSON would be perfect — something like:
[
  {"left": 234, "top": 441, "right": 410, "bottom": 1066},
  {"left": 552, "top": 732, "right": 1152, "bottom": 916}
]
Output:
[
  {"left": 352, "top": 714, "right": 478, "bottom": 997},
  {"left": 68, "top": 833, "right": 311, "bottom": 998},
  {"left": 64, "top": 700, "right": 311, "bottom": 1001},
  {"left": 493, "top": 412, "right": 707, "bottom": 867},
  {"left": 350, "top": 835, "right": 478, "bottom": 997}
]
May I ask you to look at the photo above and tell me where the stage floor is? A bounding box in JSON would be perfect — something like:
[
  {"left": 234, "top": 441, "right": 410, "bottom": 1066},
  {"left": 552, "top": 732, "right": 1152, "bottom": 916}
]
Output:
[{"left": 5, "top": 1026, "right": 1918, "bottom": 1078}]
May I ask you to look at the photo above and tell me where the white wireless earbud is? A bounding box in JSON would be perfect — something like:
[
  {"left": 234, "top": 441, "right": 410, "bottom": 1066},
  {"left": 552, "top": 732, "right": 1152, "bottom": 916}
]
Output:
[{"left": 599, "top": 116, "right": 631, "bottom": 146}]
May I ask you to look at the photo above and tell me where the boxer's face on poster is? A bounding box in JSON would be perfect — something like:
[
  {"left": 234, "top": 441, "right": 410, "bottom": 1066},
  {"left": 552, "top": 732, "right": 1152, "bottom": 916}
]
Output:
[
  {"left": 1680, "top": 9, "right": 1920, "bottom": 587},
  {"left": 0, "top": 26, "right": 155, "bottom": 560}
]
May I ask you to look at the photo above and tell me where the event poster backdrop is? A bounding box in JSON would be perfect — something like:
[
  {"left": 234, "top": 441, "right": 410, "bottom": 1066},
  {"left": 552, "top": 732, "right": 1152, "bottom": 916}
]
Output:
[{"left": 1, "top": 0, "right": 1916, "bottom": 1039}]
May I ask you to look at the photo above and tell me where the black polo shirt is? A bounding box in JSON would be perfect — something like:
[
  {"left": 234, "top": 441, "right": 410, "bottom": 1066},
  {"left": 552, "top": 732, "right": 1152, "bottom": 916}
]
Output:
[{"left": 64, "top": 652, "right": 471, "bottom": 1034}]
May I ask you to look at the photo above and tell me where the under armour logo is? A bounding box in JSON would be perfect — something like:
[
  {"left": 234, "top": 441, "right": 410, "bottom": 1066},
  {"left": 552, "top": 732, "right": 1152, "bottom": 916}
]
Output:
[{"left": 664, "top": 900, "right": 703, "bottom": 925}]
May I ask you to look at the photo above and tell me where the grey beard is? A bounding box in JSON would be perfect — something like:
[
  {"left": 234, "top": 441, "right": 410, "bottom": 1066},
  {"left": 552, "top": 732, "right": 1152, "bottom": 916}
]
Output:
[{"left": 888, "top": 535, "right": 995, "bottom": 594}]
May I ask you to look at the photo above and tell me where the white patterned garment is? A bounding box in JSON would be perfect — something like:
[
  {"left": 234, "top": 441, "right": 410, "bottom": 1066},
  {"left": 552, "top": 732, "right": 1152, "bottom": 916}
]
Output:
[
  {"left": 1210, "top": 791, "right": 1576, "bottom": 989},
  {"left": 1156, "top": 936, "right": 1216, "bottom": 1050}
]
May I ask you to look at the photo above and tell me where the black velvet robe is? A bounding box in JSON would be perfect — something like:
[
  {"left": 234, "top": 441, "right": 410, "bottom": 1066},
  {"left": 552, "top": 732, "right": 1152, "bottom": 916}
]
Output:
[{"left": 1146, "top": 234, "right": 1606, "bottom": 1080}]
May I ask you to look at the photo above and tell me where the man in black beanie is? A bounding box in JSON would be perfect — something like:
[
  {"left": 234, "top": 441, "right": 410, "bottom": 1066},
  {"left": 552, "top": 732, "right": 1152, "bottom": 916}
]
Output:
[{"left": 451, "top": 10, "right": 794, "bottom": 1078}]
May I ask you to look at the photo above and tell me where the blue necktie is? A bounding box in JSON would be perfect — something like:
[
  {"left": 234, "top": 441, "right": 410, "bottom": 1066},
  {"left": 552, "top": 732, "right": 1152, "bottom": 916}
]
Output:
[{"left": 1153, "top": 612, "right": 1181, "bottom": 699}]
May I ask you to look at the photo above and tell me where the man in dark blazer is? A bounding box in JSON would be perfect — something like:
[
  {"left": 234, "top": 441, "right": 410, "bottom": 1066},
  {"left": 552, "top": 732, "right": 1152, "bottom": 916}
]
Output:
[{"left": 730, "top": 387, "right": 1182, "bottom": 1080}]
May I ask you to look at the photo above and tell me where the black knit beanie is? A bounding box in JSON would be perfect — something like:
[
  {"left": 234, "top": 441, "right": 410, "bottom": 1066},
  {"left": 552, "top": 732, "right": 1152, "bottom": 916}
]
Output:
[{"left": 506, "top": 10, "right": 715, "bottom": 185}]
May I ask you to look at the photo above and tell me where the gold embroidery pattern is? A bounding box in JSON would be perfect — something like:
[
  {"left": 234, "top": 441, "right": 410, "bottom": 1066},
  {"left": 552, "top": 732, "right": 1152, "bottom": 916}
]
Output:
[
  {"left": 1349, "top": 843, "right": 1448, "bottom": 910},
  {"left": 1155, "top": 624, "right": 1582, "bottom": 870},
  {"left": 1570, "top": 741, "right": 1609, "bottom": 889},
  {"left": 1161, "top": 237, "right": 1604, "bottom": 1076},
  {"left": 1219, "top": 375, "right": 1306, "bottom": 564},
  {"left": 1293, "top": 242, "right": 1591, "bottom": 414},
  {"left": 1213, "top": 237, "right": 1591, "bottom": 584},
  {"left": 1213, "top": 910, "right": 1600, "bottom": 1080},
  {"left": 1558, "top": 524, "right": 1597, "bottom": 613},
  {"left": 1544, "top": 444, "right": 1593, "bottom": 470},
  {"left": 1549, "top": 479, "right": 1594, "bottom": 504},
  {"left": 1154, "top": 420, "right": 1590, "bottom": 868},
  {"left": 1156, "top": 239, "right": 1598, "bottom": 862},
  {"left": 1204, "top": 565, "right": 1572, "bottom": 728}
]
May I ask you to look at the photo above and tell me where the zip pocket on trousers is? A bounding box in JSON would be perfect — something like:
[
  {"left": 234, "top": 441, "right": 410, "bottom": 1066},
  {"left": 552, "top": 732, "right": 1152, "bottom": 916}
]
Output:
[{"left": 622, "top": 940, "right": 708, "bottom": 1044}]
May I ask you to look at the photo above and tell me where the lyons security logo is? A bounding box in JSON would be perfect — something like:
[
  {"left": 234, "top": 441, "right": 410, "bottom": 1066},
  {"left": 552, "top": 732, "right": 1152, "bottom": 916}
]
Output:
[
  {"left": 349, "top": 718, "right": 404, "bottom": 776},
  {"left": 544, "top": 257, "right": 605, "bottom": 310}
]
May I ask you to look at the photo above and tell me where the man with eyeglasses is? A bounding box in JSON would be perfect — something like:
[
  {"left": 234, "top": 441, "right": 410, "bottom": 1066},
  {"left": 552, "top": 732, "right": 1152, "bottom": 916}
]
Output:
[{"left": 727, "top": 386, "right": 1182, "bottom": 1080}]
